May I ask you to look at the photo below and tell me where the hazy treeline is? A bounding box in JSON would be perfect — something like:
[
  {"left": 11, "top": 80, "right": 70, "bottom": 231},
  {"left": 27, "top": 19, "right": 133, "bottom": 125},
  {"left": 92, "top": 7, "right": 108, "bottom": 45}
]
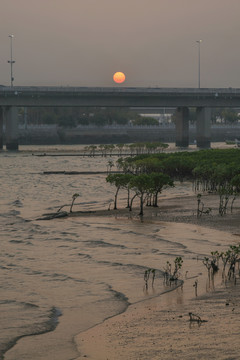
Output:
[
  {"left": 19, "top": 107, "right": 159, "bottom": 127},
  {"left": 18, "top": 107, "right": 240, "bottom": 127},
  {"left": 83, "top": 141, "right": 169, "bottom": 156}
]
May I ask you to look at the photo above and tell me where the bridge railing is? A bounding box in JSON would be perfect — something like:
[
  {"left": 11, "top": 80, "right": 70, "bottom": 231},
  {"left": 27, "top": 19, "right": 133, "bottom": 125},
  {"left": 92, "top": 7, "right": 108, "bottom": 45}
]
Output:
[{"left": 1, "top": 86, "right": 240, "bottom": 95}]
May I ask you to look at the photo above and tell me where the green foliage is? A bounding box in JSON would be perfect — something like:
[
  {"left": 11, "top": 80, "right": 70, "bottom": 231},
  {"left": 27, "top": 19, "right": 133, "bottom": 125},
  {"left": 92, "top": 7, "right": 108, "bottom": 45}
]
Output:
[
  {"left": 131, "top": 116, "right": 159, "bottom": 126},
  {"left": 203, "top": 253, "right": 219, "bottom": 274},
  {"left": 106, "top": 171, "right": 174, "bottom": 215},
  {"left": 116, "top": 143, "right": 125, "bottom": 156},
  {"left": 81, "top": 142, "right": 169, "bottom": 158},
  {"left": 211, "top": 108, "right": 240, "bottom": 124},
  {"left": 107, "top": 160, "right": 114, "bottom": 173},
  {"left": 22, "top": 107, "right": 135, "bottom": 127},
  {"left": 196, "top": 194, "right": 212, "bottom": 217},
  {"left": 191, "top": 156, "right": 240, "bottom": 215},
  {"left": 231, "top": 174, "right": 240, "bottom": 192},
  {"left": 205, "top": 245, "right": 240, "bottom": 282},
  {"left": 108, "top": 149, "right": 240, "bottom": 216},
  {"left": 149, "top": 172, "right": 174, "bottom": 207},
  {"left": 225, "top": 245, "right": 240, "bottom": 280},
  {"left": 164, "top": 257, "right": 183, "bottom": 283},
  {"left": 129, "top": 174, "right": 153, "bottom": 215},
  {"left": 127, "top": 149, "right": 240, "bottom": 215},
  {"left": 106, "top": 173, "right": 133, "bottom": 188},
  {"left": 161, "top": 155, "right": 195, "bottom": 179},
  {"left": 106, "top": 173, "right": 134, "bottom": 209}
]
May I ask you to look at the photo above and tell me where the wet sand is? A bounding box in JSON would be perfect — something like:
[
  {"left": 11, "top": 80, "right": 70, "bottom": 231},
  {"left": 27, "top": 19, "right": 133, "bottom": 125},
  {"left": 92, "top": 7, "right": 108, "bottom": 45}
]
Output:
[
  {"left": 75, "top": 193, "right": 240, "bottom": 360},
  {"left": 76, "top": 281, "right": 240, "bottom": 360},
  {"left": 70, "top": 191, "right": 240, "bottom": 234}
]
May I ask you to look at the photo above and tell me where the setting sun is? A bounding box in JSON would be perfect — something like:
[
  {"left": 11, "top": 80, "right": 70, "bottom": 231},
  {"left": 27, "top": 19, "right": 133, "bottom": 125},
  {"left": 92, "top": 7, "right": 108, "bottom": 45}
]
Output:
[{"left": 113, "top": 72, "right": 126, "bottom": 84}]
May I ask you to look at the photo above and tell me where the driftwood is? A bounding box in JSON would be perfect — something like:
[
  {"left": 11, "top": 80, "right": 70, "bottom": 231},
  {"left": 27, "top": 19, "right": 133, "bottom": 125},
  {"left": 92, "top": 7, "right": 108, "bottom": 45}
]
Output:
[
  {"left": 36, "top": 210, "right": 97, "bottom": 220},
  {"left": 43, "top": 171, "right": 122, "bottom": 175},
  {"left": 36, "top": 211, "right": 68, "bottom": 220},
  {"left": 189, "top": 312, "right": 208, "bottom": 323}
]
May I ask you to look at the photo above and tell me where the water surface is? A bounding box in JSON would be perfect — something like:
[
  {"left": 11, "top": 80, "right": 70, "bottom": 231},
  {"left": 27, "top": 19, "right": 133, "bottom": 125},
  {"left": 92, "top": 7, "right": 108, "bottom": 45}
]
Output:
[{"left": 0, "top": 146, "right": 235, "bottom": 359}]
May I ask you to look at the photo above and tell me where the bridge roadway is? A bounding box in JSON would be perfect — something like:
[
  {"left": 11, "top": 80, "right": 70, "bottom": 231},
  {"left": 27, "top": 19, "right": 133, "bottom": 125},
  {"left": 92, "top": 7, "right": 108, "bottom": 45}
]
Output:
[
  {"left": 1, "top": 86, "right": 240, "bottom": 107},
  {"left": 1, "top": 86, "right": 240, "bottom": 150}
]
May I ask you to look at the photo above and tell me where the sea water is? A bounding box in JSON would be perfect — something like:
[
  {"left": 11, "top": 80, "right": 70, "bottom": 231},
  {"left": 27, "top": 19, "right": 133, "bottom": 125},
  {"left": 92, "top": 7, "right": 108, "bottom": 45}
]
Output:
[{"left": 0, "top": 145, "right": 234, "bottom": 360}]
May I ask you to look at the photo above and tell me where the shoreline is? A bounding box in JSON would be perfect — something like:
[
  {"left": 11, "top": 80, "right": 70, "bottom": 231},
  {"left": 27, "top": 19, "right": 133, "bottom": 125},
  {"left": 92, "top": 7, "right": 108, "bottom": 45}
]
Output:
[
  {"left": 72, "top": 193, "right": 240, "bottom": 360},
  {"left": 5, "top": 192, "right": 240, "bottom": 360},
  {"left": 68, "top": 192, "right": 240, "bottom": 234},
  {"left": 76, "top": 273, "right": 240, "bottom": 360}
]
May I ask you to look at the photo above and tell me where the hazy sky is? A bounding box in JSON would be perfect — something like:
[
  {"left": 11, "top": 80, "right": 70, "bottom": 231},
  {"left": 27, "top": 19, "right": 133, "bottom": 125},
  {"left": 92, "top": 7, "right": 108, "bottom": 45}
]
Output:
[{"left": 1, "top": 0, "right": 240, "bottom": 88}]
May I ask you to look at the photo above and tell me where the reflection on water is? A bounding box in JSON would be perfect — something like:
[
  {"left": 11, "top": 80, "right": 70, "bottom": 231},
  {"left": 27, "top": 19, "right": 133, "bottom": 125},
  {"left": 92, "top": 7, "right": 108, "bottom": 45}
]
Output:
[{"left": 0, "top": 146, "right": 235, "bottom": 360}]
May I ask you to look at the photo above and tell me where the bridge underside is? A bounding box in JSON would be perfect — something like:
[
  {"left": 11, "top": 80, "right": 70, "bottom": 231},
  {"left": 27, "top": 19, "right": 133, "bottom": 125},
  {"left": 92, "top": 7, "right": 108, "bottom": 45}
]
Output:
[
  {"left": 0, "top": 107, "right": 3, "bottom": 149},
  {"left": 1, "top": 86, "right": 239, "bottom": 150},
  {"left": 0, "top": 105, "right": 211, "bottom": 150},
  {"left": 175, "top": 106, "right": 211, "bottom": 148}
]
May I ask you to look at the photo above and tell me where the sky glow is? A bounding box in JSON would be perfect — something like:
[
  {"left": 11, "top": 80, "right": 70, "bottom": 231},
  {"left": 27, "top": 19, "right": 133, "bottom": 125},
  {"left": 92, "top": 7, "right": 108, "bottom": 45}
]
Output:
[{"left": 1, "top": 0, "right": 240, "bottom": 88}]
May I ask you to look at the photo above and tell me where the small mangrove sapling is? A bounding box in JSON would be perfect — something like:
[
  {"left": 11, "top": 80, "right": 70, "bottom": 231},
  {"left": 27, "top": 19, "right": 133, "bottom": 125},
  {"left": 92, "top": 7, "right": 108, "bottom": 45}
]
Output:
[
  {"left": 172, "top": 256, "right": 183, "bottom": 280},
  {"left": 193, "top": 280, "right": 198, "bottom": 297},
  {"left": 144, "top": 268, "right": 156, "bottom": 289},
  {"left": 196, "top": 194, "right": 211, "bottom": 217},
  {"left": 227, "top": 245, "right": 240, "bottom": 280},
  {"left": 70, "top": 193, "right": 80, "bottom": 213},
  {"left": 163, "top": 257, "right": 183, "bottom": 284},
  {"left": 107, "top": 160, "right": 114, "bottom": 174}
]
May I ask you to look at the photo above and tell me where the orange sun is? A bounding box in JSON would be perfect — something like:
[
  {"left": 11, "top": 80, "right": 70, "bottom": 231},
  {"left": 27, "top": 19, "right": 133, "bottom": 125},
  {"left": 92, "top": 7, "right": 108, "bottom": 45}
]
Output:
[{"left": 113, "top": 71, "right": 126, "bottom": 84}]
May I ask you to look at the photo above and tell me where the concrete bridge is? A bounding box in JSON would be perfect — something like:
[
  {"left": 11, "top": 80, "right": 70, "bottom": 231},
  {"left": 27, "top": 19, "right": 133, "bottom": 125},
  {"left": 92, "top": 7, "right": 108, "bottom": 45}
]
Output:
[{"left": 1, "top": 86, "right": 240, "bottom": 150}]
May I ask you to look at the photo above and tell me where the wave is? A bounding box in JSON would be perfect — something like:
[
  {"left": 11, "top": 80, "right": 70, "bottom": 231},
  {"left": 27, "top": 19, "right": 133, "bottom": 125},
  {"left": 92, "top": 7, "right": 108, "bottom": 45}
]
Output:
[
  {"left": 96, "top": 259, "right": 164, "bottom": 276},
  {"left": 8, "top": 209, "right": 21, "bottom": 216},
  {"left": 85, "top": 239, "right": 126, "bottom": 249},
  {"left": 0, "top": 304, "right": 62, "bottom": 360},
  {"left": 9, "top": 239, "right": 25, "bottom": 244},
  {"left": 77, "top": 253, "right": 92, "bottom": 259},
  {"left": 11, "top": 199, "right": 23, "bottom": 207},
  {"left": 106, "top": 285, "right": 130, "bottom": 308}
]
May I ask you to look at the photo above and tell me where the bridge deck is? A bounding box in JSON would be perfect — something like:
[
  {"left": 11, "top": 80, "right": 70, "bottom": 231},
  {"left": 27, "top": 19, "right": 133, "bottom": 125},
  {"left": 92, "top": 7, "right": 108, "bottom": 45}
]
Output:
[{"left": 1, "top": 87, "right": 240, "bottom": 107}]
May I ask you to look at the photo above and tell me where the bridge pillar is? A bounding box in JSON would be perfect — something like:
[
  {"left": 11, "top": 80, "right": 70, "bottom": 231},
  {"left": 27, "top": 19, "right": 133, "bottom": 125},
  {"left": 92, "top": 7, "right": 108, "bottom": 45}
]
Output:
[
  {"left": 0, "top": 107, "right": 3, "bottom": 150},
  {"left": 196, "top": 107, "right": 211, "bottom": 148},
  {"left": 175, "top": 107, "right": 189, "bottom": 147},
  {"left": 5, "top": 106, "right": 19, "bottom": 151}
]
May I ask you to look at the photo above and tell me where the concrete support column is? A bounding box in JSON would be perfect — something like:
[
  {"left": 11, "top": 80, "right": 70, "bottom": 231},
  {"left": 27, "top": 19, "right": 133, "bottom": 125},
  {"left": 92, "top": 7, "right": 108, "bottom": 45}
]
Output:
[
  {"left": 5, "top": 106, "right": 19, "bottom": 151},
  {"left": 0, "top": 107, "right": 3, "bottom": 150},
  {"left": 196, "top": 107, "right": 211, "bottom": 148},
  {"left": 175, "top": 107, "right": 189, "bottom": 147}
]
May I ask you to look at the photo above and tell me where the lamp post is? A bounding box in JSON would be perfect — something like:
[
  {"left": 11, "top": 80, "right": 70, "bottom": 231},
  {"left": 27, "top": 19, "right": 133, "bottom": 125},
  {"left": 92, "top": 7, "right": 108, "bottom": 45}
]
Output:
[
  {"left": 196, "top": 40, "right": 202, "bottom": 88},
  {"left": 8, "top": 35, "right": 15, "bottom": 87}
]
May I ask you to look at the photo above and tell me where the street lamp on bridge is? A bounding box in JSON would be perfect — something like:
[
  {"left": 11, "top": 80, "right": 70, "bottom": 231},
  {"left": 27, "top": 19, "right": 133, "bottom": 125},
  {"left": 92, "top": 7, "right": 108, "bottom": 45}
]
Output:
[
  {"left": 196, "top": 40, "right": 202, "bottom": 88},
  {"left": 8, "top": 35, "right": 15, "bottom": 87}
]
